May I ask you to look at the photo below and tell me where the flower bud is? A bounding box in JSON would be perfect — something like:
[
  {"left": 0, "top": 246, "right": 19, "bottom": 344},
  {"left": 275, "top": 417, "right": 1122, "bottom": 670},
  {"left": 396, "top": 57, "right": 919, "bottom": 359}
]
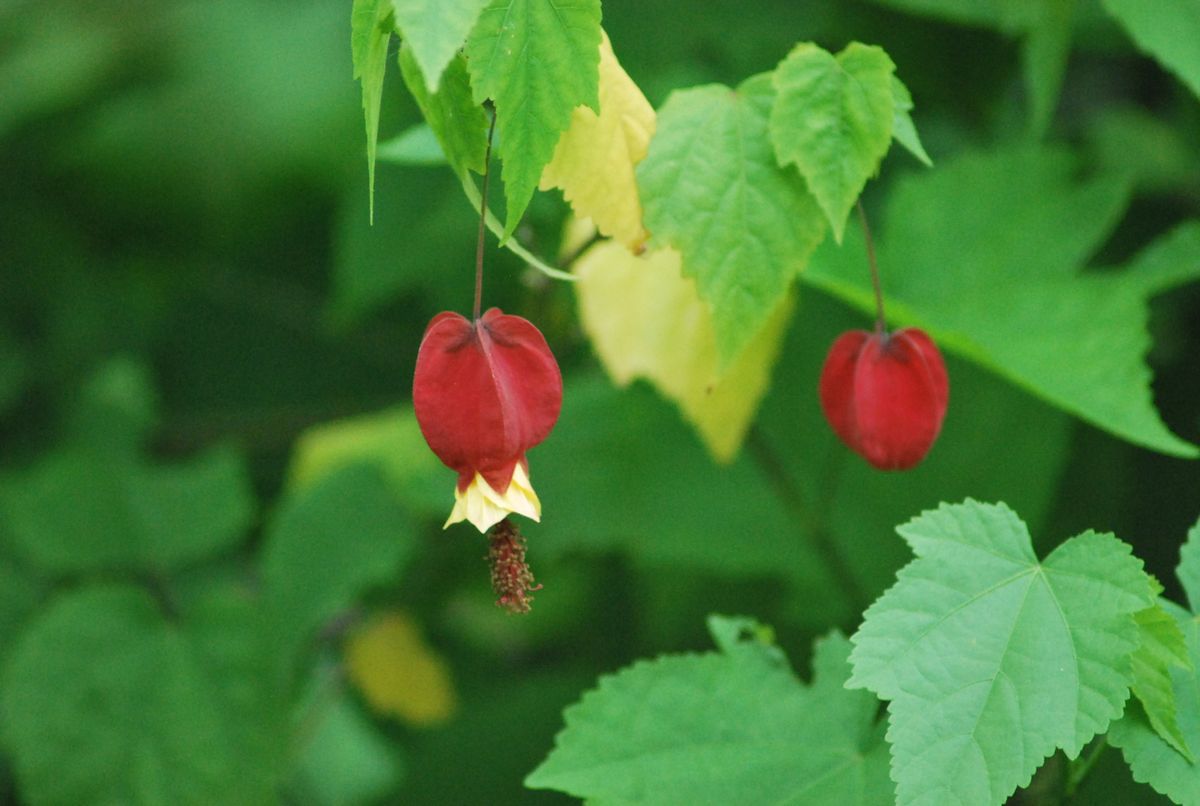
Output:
[
  {"left": 818, "top": 327, "right": 949, "bottom": 470},
  {"left": 413, "top": 308, "right": 562, "bottom": 531}
]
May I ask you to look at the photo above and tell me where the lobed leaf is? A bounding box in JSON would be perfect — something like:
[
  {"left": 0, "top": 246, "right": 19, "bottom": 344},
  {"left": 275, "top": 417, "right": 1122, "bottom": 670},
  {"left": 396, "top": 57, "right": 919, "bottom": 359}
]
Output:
[
  {"left": 465, "top": 0, "right": 602, "bottom": 236},
  {"left": 527, "top": 625, "right": 892, "bottom": 804},
  {"left": 351, "top": 0, "right": 394, "bottom": 222},
  {"left": 397, "top": 46, "right": 489, "bottom": 178},
  {"left": 637, "top": 74, "right": 826, "bottom": 365},
  {"left": 848, "top": 500, "right": 1155, "bottom": 805},
  {"left": 769, "top": 42, "right": 896, "bottom": 241}
]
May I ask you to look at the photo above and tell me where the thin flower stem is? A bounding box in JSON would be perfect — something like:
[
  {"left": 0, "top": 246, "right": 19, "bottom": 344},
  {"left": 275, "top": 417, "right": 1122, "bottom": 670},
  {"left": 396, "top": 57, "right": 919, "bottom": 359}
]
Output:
[
  {"left": 473, "top": 111, "right": 497, "bottom": 321},
  {"left": 856, "top": 199, "right": 887, "bottom": 334}
]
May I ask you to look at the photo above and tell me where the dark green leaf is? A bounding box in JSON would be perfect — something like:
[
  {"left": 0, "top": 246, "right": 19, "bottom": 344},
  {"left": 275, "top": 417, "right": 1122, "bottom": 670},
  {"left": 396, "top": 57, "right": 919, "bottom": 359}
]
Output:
[{"left": 397, "top": 46, "right": 488, "bottom": 177}]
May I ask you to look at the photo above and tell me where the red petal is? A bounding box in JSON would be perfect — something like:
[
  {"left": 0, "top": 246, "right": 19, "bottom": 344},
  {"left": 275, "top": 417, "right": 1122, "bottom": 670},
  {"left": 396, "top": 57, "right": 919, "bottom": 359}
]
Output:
[
  {"left": 852, "top": 328, "right": 949, "bottom": 470},
  {"left": 413, "top": 308, "right": 562, "bottom": 492},
  {"left": 818, "top": 330, "right": 871, "bottom": 451}
]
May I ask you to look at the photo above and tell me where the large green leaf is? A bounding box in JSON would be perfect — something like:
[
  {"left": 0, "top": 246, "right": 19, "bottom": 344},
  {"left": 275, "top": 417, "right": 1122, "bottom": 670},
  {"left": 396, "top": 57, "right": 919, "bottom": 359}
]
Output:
[
  {"left": 804, "top": 146, "right": 1199, "bottom": 457},
  {"left": 527, "top": 620, "right": 892, "bottom": 804},
  {"left": 769, "top": 42, "right": 896, "bottom": 241},
  {"left": 397, "top": 46, "right": 488, "bottom": 178},
  {"left": 1111, "top": 518, "right": 1200, "bottom": 804},
  {"left": 0, "top": 445, "right": 254, "bottom": 576},
  {"left": 464, "top": 0, "right": 602, "bottom": 236},
  {"left": 1103, "top": 0, "right": 1200, "bottom": 101},
  {"left": 391, "top": 0, "right": 489, "bottom": 93},
  {"left": 1, "top": 585, "right": 277, "bottom": 804},
  {"left": 261, "top": 464, "right": 414, "bottom": 663},
  {"left": 637, "top": 74, "right": 827, "bottom": 365},
  {"left": 848, "top": 500, "right": 1155, "bottom": 805},
  {"left": 351, "top": 0, "right": 395, "bottom": 222}
]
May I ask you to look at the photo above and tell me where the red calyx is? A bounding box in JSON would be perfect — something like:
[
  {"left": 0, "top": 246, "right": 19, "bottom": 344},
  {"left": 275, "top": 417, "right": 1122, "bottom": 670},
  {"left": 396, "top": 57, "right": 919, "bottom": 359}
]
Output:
[
  {"left": 818, "top": 327, "right": 949, "bottom": 471},
  {"left": 412, "top": 307, "right": 563, "bottom": 493}
]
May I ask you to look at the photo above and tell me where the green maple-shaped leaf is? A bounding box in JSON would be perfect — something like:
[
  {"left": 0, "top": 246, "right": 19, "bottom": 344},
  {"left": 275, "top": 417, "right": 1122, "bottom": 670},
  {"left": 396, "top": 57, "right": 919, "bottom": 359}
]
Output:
[
  {"left": 351, "top": 0, "right": 394, "bottom": 223},
  {"left": 770, "top": 42, "right": 896, "bottom": 241},
  {"left": 637, "top": 74, "right": 827, "bottom": 366},
  {"left": 526, "top": 617, "right": 892, "bottom": 804},
  {"left": 848, "top": 499, "right": 1155, "bottom": 805},
  {"left": 391, "top": 0, "right": 490, "bottom": 93},
  {"left": 1111, "top": 518, "right": 1200, "bottom": 804},
  {"left": 804, "top": 146, "right": 1200, "bottom": 457},
  {"left": 1103, "top": 0, "right": 1200, "bottom": 102},
  {"left": 891, "top": 76, "right": 932, "bottom": 166},
  {"left": 397, "top": 45, "right": 488, "bottom": 178},
  {"left": 465, "top": 0, "right": 602, "bottom": 237}
]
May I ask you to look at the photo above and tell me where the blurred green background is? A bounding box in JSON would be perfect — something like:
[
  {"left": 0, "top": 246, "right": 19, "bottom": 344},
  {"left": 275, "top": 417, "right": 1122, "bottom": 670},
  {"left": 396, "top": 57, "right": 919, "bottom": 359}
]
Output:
[{"left": 1, "top": 0, "right": 1198, "bottom": 803}]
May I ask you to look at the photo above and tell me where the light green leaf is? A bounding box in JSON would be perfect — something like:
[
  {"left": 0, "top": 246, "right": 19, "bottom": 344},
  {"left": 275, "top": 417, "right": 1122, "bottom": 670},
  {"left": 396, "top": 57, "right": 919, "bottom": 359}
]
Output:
[
  {"left": 527, "top": 626, "right": 892, "bottom": 804},
  {"left": 0, "top": 585, "right": 275, "bottom": 804},
  {"left": 391, "top": 0, "right": 489, "bottom": 92},
  {"left": 1111, "top": 517, "right": 1200, "bottom": 804},
  {"left": 377, "top": 123, "right": 447, "bottom": 165},
  {"left": 1131, "top": 603, "right": 1194, "bottom": 761},
  {"left": 848, "top": 500, "right": 1155, "bottom": 805},
  {"left": 261, "top": 464, "right": 414, "bottom": 661},
  {"left": 637, "top": 75, "right": 827, "bottom": 365},
  {"left": 804, "top": 146, "right": 1199, "bottom": 458},
  {"left": 397, "top": 46, "right": 488, "bottom": 177},
  {"left": 891, "top": 76, "right": 932, "bottom": 166},
  {"left": 290, "top": 691, "right": 404, "bottom": 805},
  {"left": 465, "top": 0, "right": 602, "bottom": 237},
  {"left": 351, "top": 0, "right": 395, "bottom": 223},
  {"left": 0, "top": 445, "right": 254, "bottom": 576},
  {"left": 770, "top": 42, "right": 896, "bottom": 241},
  {"left": 1103, "top": 0, "right": 1200, "bottom": 101}
]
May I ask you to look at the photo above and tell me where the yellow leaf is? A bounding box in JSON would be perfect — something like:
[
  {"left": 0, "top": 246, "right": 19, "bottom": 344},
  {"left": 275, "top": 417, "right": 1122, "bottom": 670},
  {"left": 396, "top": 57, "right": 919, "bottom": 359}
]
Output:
[
  {"left": 345, "top": 610, "right": 457, "bottom": 727},
  {"left": 540, "top": 31, "right": 655, "bottom": 250},
  {"left": 574, "top": 241, "right": 793, "bottom": 462}
]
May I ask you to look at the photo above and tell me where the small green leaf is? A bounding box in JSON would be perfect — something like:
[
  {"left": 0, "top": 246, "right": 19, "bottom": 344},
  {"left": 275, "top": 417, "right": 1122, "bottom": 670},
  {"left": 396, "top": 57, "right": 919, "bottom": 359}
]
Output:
[
  {"left": 351, "top": 0, "right": 395, "bottom": 223},
  {"left": 1130, "top": 603, "right": 1194, "bottom": 761},
  {"left": 1, "top": 585, "right": 274, "bottom": 804},
  {"left": 637, "top": 74, "right": 827, "bottom": 365},
  {"left": 890, "top": 76, "right": 932, "bottom": 166},
  {"left": 290, "top": 690, "right": 405, "bottom": 805},
  {"left": 1021, "top": 0, "right": 1075, "bottom": 137},
  {"left": 0, "top": 445, "right": 254, "bottom": 576},
  {"left": 770, "top": 42, "right": 896, "bottom": 241},
  {"left": 526, "top": 626, "right": 892, "bottom": 804},
  {"left": 1110, "top": 517, "right": 1200, "bottom": 804},
  {"left": 397, "top": 46, "right": 488, "bottom": 177},
  {"left": 261, "top": 464, "right": 414, "bottom": 663},
  {"left": 848, "top": 500, "right": 1155, "bottom": 805},
  {"left": 391, "top": 0, "right": 489, "bottom": 92},
  {"left": 465, "top": 0, "right": 602, "bottom": 236},
  {"left": 1103, "top": 0, "right": 1200, "bottom": 101}
]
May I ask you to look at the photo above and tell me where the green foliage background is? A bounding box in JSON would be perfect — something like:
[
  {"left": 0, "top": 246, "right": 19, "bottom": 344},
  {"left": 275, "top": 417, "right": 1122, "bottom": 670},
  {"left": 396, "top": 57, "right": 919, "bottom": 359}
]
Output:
[{"left": 1, "top": 0, "right": 1199, "bottom": 803}]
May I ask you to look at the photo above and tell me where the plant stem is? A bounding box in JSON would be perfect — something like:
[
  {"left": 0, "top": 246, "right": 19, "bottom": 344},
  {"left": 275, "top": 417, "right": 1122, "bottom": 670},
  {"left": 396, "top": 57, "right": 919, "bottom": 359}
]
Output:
[
  {"left": 1065, "top": 737, "right": 1108, "bottom": 799},
  {"left": 473, "top": 110, "right": 497, "bottom": 321},
  {"left": 747, "top": 427, "right": 868, "bottom": 618},
  {"left": 856, "top": 199, "right": 886, "bottom": 334}
]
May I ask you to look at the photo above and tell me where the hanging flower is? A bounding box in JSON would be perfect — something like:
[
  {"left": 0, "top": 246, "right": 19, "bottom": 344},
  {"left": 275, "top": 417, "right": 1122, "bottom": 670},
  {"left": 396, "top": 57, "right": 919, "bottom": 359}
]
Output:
[
  {"left": 413, "top": 308, "right": 563, "bottom": 532},
  {"left": 818, "top": 327, "right": 949, "bottom": 470}
]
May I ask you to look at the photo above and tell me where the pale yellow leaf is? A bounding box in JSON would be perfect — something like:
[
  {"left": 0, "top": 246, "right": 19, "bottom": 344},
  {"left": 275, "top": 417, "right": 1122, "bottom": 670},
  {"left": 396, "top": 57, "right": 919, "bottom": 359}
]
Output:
[
  {"left": 574, "top": 241, "right": 793, "bottom": 462},
  {"left": 345, "top": 610, "right": 457, "bottom": 727},
  {"left": 540, "top": 30, "right": 655, "bottom": 250}
]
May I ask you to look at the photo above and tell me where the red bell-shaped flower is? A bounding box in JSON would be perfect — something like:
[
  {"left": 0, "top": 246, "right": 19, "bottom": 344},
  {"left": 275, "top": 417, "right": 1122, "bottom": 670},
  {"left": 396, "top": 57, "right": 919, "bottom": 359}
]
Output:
[
  {"left": 818, "top": 327, "right": 949, "bottom": 470},
  {"left": 413, "top": 307, "right": 562, "bottom": 531}
]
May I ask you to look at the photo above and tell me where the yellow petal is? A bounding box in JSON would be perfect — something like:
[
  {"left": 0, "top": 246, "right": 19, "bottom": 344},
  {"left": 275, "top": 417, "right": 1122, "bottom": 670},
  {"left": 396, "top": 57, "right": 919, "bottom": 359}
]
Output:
[
  {"left": 444, "top": 464, "right": 541, "bottom": 532},
  {"left": 574, "top": 241, "right": 794, "bottom": 462},
  {"left": 539, "top": 30, "right": 655, "bottom": 250},
  {"left": 345, "top": 610, "right": 457, "bottom": 727}
]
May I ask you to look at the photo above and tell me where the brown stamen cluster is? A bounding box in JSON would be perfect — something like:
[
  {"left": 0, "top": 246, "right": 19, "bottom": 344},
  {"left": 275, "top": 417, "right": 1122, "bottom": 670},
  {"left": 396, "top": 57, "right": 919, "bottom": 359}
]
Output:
[{"left": 487, "top": 519, "right": 542, "bottom": 614}]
